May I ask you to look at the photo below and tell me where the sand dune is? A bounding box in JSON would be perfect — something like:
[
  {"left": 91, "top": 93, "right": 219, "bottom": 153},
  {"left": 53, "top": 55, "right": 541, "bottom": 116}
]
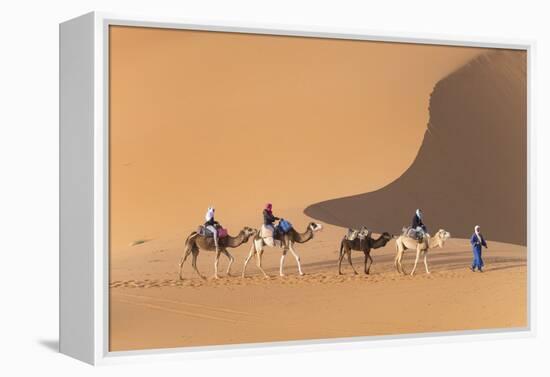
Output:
[
  {"left": 305, "top": 50, "right": 527, "bottom": 245},
  {"left": 108, "top": 27, "right": 526, "bottom": 352},
  {"left": 109, "top": 26, "right": 485, "bottom": 252}
]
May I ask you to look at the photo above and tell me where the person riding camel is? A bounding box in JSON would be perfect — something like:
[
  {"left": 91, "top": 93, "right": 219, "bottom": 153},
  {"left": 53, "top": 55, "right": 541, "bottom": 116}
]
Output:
[
  {"left": 411, "top": 209, "right": 427, "bottom": 241},
  {"left": 263, "top": 203, "right": 280, "bottom": 233},
  {"left": 204, "top": 206, "right": 220, "bottom": 253}
]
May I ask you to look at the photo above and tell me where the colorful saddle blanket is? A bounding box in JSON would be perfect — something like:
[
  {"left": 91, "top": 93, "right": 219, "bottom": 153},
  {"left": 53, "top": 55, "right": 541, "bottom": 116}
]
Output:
[
  {"left": 197, "top": 225, "right": 228, "bottom": 238},
  {"left": 277, "top": 219, "right": 293, "bottom": 234}
]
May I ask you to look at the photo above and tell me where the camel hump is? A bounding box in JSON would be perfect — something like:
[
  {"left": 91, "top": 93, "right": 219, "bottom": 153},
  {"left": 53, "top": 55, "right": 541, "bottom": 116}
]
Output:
[{"left": 184, "top": 232, "right": 199, "bottom": 245}]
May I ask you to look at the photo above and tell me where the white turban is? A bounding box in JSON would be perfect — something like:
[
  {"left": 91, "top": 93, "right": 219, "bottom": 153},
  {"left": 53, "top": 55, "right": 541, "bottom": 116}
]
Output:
[
  {"left": 205, "top": 206, "right": 215, "bottom": 222},
  {"left": 475, "top": 225, "right": 482, "bottom": 242}
]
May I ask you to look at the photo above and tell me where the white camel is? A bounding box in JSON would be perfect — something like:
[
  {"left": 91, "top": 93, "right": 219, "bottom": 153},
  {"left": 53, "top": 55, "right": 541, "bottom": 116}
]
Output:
[
  {"left": 242, "top": 222, "right": 323, "bottom": 278},
  {"left": 394, "top": 229, "right": 451, "bottom": 275}
]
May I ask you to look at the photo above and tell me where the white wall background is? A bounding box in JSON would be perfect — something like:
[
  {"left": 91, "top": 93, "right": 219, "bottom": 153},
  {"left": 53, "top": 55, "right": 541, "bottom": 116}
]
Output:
[{"left": 0, "top": 0, "right": 548, "bottom": 375}]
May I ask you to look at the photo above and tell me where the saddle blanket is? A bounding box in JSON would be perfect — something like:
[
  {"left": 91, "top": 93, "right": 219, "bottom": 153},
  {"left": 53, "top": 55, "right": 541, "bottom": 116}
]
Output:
[{"left": 197, "top": 225, "right": 228, "bottom": 238}]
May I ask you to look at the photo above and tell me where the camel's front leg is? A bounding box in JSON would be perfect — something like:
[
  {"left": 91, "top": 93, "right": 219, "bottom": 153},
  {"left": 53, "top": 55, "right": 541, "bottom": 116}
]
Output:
[
  {"left": 280, "top": 249, "right": 288, "bottom": 276},
  {"left": 242, "top": 243, "right": 256, "bottom": 278},
  {"left": 289, "top": 243, "right": 304, "bottom": 276},
  {"left": 423, "top": 251, "right": 431, "bottom": 274},
  {"left": 365, "top": 253, "right": 373, "bottom": 274},
  {"left": 410, "top": 246, "right": 421, "bottom": 276}
]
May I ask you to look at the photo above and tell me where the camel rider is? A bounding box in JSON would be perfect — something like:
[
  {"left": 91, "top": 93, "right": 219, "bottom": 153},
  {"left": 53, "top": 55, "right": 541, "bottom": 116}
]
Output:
[
  {"left": 263, "top": 203, "right": 280, "bottom": 234},
  {"left": 412, "top": 209, "right": 427, "bottom": 240},
  {"left": 204, "top": 206, "right": 220, "bottom": 252}
]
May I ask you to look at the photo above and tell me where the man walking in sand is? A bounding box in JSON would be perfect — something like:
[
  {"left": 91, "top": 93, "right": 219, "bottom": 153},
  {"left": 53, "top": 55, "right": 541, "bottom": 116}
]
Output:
[{"left": 470, "top": 225, "right": 488, "bottom": 272}]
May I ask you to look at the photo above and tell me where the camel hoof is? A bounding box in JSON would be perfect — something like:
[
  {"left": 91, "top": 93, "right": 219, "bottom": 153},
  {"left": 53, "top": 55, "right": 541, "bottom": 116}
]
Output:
[{"left": 299, "top": 272, "right": 305, "bottom": 276}]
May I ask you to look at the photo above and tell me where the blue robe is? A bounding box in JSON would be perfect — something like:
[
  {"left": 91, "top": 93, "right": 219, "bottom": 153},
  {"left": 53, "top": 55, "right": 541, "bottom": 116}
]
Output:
[{"left": 470, "top": 233, "right": 488, "bottom": 270}]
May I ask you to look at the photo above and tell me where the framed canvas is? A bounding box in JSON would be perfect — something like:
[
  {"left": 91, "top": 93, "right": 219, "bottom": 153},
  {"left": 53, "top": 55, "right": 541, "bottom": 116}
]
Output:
[{"left": 59, "top": 11, "right": 535, "bottom": 365}]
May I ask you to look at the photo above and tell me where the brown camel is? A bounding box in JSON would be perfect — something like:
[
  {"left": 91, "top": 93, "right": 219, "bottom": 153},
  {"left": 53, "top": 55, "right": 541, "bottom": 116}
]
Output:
[
  {"left": 338, "top": 232, "right": 393, "bottom": 275},
  {"left": 242, "top": 222, "right": 323, "bottom": 277},
  {"left": 178, "top": 226, "right": 257, "bottom": 280}
]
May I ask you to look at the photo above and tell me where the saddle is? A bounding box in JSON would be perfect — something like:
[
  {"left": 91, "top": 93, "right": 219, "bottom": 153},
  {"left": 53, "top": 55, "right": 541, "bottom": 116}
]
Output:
[
  {"left": 197, "top": 225, "right": 228, "bottom": 238},
  {"left": 345, "top": 227, "right": 369, "bottom": 241},
  {"left": 277, "top": 218, "right": 293, "bottom": 234},
  {"left": 402, "top": 226, "right": 424, "bottom": 241},
  {"left": 260, "top": 225, "right": 276, "bottom": 247}
]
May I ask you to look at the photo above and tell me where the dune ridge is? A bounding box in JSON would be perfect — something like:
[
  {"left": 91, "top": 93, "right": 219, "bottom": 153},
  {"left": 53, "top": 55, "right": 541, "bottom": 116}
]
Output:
[{"left": 305, "top": 50, "right": 527, "bottom": 245}]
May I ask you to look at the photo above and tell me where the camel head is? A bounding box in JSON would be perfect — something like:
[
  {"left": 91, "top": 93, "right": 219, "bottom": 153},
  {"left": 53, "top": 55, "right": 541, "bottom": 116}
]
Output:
[
  {"left": 380, "top": 232, "right": 393, "bottom": 242},
  {"left": 432, "top": 229, "right": 451, "bottom": 247},
  {"left": 308, "top": 222, "right": 323, "bottom": 233},
  {"left": 242, "top": 226, "right": 258, "bottom": 239}
]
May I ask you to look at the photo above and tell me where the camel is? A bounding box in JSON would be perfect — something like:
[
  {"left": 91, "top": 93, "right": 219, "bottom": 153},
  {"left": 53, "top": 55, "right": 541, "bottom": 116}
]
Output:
[
  {"left": 394, "top": 229, "right": 451, "bottom": 275},
  {"left": 178, "top": 226, "right": 257, "bottom": 280},
  {"left": 338, "top": 231, "right": 393, "bottom": 275},
  {"left": 242, "top": 222, "right": 323, "bottom": 278}
]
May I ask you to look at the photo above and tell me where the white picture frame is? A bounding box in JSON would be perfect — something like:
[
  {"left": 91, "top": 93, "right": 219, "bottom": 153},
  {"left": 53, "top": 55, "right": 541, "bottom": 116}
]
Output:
[{"left": 59, "top": 11, "right": 536, "bottom": 365}]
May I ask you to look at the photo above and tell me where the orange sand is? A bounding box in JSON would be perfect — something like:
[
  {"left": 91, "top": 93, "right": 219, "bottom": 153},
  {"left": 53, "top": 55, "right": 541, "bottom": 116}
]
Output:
[{"left": 108, "top": 26, "right": 526, "bottom": 352}]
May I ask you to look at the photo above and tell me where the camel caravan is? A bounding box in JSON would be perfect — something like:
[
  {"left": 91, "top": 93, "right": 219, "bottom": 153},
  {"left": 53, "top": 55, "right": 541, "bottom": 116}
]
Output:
[{"left": 178, "top": 205, "right": 451, "bottom": 280}]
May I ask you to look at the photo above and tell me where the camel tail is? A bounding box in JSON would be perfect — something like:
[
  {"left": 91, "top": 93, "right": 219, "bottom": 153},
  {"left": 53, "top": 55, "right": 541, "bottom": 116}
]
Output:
[{"left": 339, "top": 238, "right": 345, "bottom": 256}]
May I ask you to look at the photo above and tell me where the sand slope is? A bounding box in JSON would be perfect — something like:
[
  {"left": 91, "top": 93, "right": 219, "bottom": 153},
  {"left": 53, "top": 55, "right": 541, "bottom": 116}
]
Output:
[{"left": 305, "top": 50, "right": 527, "bottom": 245}]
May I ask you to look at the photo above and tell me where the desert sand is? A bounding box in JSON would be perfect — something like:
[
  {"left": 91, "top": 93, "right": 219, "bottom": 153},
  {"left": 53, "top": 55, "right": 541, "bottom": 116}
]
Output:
[
  {"left": 110, "top": 218, "right": 526, "bottom": 351},
  {"left": 108, "top": 27, "right": 527, "bottom": 351}
]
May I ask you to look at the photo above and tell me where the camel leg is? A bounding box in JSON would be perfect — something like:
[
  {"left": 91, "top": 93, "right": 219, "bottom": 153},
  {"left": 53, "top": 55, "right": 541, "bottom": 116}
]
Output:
[
  {"left": 347, "top": 250, "right": 358, "bottom": 275},
  {"left": 394, "top": 253, "right": 401, "bottom": 274},
  {"left": 411, "top": 247, "right": 421, "bottom": 276},
  {"left": 423, "top": 251, "right": 431, "bottom": 274},
  {"left": 280, "top": 249, "right": 288, "bottom": 276},
  {"left": 214, "top": 250, "right": 221, "bottom": 279},
  {"left": 394, "top": 244, "right": 403, "bottom": 274},
  {"left": 367, "top": 254, "right": 373, "bottom": 274},
  {"left": 256, "top": 250, "right": 269, "bottom": 278},
  {"left": 338, "top": 247, "right": 346, "bottom": 275},
  {"left": 288, "top": 243, "right": 304, "bottom": 276},
  {"left": 395, "top": 245, "right": 406, "bottom": 275},
  {"left": 191, "top": 251, "right": 205, "bottom": 280},
  {"left": 242, "top": 243, "right": 256, "bottom": 278},
  {"left": 221, "top": 249, "right": 234, "bottom": 276},
  {"left": 364, "top": 253, "right": 372, "bottom": 274},
  {"left": 178, "top": 247, "right": 192, "bottom": 280}
]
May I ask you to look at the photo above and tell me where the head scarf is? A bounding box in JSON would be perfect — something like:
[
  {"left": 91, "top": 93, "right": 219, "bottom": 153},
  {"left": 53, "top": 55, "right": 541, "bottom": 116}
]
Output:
[
  {"left": 416, "top": 209, "right": 422, "bottom": 219},
  {"left": 265, "top": 203, "right": 273, "bottom": 212},
  {"left": 205, "top": 206, "right": 215, "bottom": 222},
  {"left": 475, "top": 225, "right": 482, "bottom": 242}
]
